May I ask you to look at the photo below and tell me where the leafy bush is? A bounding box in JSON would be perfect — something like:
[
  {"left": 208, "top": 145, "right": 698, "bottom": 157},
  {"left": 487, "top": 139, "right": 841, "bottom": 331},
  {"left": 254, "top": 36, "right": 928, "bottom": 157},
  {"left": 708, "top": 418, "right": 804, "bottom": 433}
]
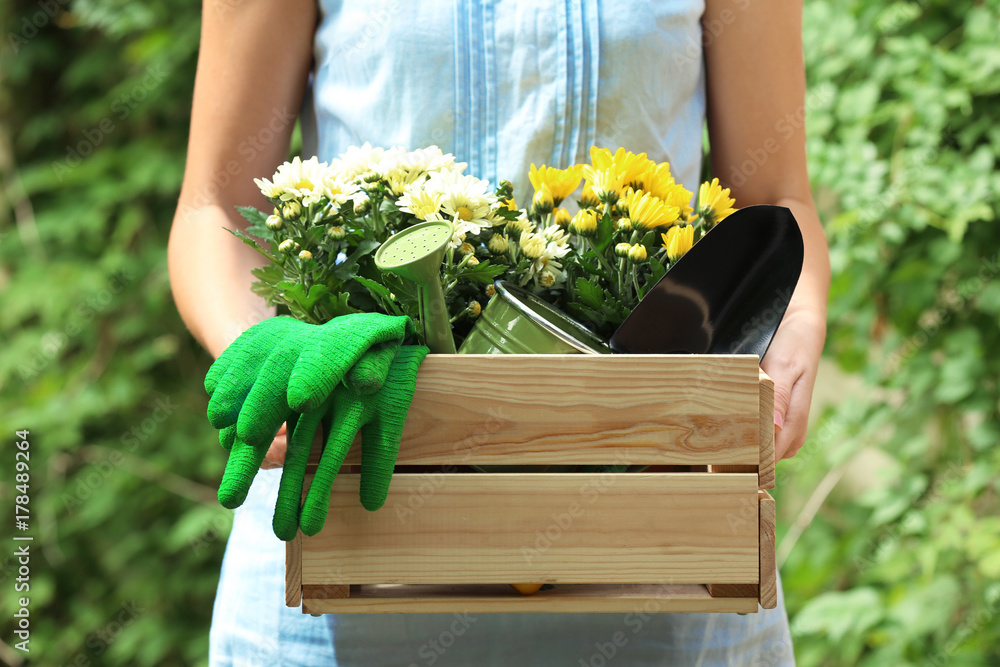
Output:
[{"left": 778, "top": 1, "right": 1000, "bottom": 665}]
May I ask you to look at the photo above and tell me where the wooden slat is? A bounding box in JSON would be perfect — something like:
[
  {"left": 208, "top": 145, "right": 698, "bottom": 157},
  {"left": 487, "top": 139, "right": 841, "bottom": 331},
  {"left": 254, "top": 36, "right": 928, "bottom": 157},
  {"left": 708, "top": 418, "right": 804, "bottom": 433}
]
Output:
[
  {"left": 759, "top": 490, "right": 777, "bottom": 609},
  {"left": 758, "top": 369, "right": 776, "bottom": 489},
  {"left": 301, "top": 473, "right": 759, "bottom": 586},
  {"left": 302, "top": 584, "right": 350, "bottom": 600},
  {"left": 707, "top": 583, "right": 758, "bottom": 599},
  {"left": 285, "top": 531, "right": 302, "bottom": 607},
  {"left": 306, "top": 355, "right": 760, "bottom": 469},
  {"left": 301, "top": 583, "right": 758, "bottom": 614}
]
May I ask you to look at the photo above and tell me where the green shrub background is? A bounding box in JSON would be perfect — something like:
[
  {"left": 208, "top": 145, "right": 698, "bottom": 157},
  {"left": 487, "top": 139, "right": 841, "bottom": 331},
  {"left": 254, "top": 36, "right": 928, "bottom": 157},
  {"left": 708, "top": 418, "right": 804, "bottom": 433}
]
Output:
[{"left": 0, "top": 0, "right": 997, "bottom": 664}]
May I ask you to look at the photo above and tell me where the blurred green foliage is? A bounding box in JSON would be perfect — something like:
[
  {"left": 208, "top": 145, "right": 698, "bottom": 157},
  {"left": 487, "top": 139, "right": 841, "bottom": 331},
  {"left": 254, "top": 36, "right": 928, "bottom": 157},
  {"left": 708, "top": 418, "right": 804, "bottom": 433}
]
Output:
[
  {"left": 0, "top": 0, "right": 997, "bottom": 665},
  {"left": 778, "top": 1, "right": 1000, "bottom": 665}
]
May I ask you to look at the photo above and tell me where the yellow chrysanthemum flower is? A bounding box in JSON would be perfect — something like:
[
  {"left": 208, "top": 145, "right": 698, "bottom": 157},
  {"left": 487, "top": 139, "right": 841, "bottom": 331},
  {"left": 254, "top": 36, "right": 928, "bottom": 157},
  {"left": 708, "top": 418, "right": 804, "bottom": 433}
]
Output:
[
  {"left": 624, "top": 189, "right": 680, "bottom": 229},
  {"left": 582, "top": 146, "right": 655, "bottom": 203},
  {"left": 640, "top": 163, "right": 694, "bottom": 218},
  {"left": 662, "top": 224, "right": 695, "bottom": 262},
  {"left": 580, "top": 182, "right": 600, "bottom": 208},
  {"left": 697, "top": 178, "right": 736, "bottom": 226},
  {"left": 528, "top": 163, "right": 584, "bottom": 205}
]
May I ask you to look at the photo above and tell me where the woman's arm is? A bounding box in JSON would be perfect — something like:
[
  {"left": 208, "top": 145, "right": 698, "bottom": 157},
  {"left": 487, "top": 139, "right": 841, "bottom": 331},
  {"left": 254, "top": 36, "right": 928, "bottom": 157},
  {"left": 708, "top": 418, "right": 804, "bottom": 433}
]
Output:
[
  {"left": 168, "top": 0, "right": 316, "bottom": 358},
  {"left": 702, "top": 0, "right": 830, "bottom": 460},
  {"left": 169, "top": 0, "right": 317, "bottom": 468}
]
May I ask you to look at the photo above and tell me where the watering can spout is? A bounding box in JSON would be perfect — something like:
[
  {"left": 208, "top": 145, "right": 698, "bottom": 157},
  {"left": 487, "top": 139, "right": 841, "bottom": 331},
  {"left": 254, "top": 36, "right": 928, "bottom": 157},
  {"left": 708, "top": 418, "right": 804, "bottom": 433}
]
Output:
[{"left": 374, "top": 221, "right": 458, "bottom": 354}]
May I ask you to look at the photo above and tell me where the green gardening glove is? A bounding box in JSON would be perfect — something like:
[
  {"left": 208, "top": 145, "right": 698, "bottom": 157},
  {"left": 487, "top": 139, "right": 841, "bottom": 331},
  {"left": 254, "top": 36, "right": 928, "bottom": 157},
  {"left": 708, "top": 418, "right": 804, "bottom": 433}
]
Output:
[
  {"left": 206, "top": 313, "right": 414, "bottom": 510},
  {"left": 270, "top": 345, "right": 429, "bottom": 538}
]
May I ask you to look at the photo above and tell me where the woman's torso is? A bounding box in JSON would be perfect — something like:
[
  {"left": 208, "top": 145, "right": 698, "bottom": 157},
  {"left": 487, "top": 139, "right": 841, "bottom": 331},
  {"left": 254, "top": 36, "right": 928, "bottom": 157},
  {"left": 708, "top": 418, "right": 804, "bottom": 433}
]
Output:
[{"left": 300, "top": 0, "right": 707, "bottom": 199}]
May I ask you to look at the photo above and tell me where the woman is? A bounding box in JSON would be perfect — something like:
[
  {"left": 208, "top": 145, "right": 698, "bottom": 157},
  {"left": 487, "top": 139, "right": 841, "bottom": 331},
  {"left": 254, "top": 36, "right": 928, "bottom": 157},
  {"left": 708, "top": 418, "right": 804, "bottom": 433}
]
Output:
[{"left": 169, "top": 0, "right": 828, "bottom": 664}]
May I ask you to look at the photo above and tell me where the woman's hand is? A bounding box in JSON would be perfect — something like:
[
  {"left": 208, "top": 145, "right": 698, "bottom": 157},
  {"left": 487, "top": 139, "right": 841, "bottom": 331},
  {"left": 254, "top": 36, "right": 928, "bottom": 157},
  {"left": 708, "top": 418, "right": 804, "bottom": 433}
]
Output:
[
  {"left": 761, "top": 308, "right": 827, "bottom": 461},
  {"left": 703, "top": 0, "right": 831, "bottom": 463},
  {"left": 260, "top": 423, "right": 288, "bottom": 469}
]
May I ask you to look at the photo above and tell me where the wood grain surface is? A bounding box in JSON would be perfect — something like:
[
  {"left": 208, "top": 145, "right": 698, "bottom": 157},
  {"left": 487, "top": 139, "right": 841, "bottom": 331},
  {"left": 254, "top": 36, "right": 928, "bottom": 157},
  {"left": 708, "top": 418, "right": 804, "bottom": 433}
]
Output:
[
  {"left": 305, "top": 354, "right": 761, "bottom": 468},
  {"left": 300, "top": 472, "right": 759, "bottom": 586},
  {"left": 300, "top": 583, "right": 758, "bottom": 614}
]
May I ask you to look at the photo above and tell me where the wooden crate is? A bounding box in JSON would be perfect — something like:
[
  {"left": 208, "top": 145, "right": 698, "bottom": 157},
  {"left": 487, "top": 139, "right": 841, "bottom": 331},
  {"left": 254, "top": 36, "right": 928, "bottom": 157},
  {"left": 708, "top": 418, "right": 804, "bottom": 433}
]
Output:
[{"left": 285, "top": 354, "right": 777, "bottom": 614}]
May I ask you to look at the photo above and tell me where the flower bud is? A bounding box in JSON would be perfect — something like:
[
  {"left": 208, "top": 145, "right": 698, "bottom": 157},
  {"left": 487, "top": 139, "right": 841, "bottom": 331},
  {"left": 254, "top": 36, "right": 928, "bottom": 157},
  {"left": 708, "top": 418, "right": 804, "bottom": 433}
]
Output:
[
  {"left": 553, "top": 207, "right": 572, "bottom": 228},
  {"left": 508, "top": 215, "right": 533, "bottom": 235},
  {"left": 531, "top": 184, "right": 554, "bottom": 216},
  {"left": 539, "top": 270, "right": 557, "bottom": 288},
  {"left": 278, "top": 239, "right": 299, "bottom": 254},
  {"left": 616, "top": 219, "right": 632, "bottom": 233},
  {"left": 580, "top": 183, "right": 599, "bottom": 208},
  {"left": 627, "top": 243, "right": 647, "bottom": 263},
  {"left": 570, "top": 209, "right": 598, "bottom": 237},
  {"left": 353, "top": 198, "right": 371, "bottom": 215},
  {"left": 519, "top": 231, "right": 546, "bottom": 259},
  {"left": 485, "top": 284, "right": 497, "bottom": 298},
  {"left": 327, "top": 226, "right": 347, "bottom": 240},
  {"left": 497, "top": 179, "right": 514, "bottom": 200},
  {"left": 615, "top": 242, "right": 631, "bottom": 257},
  {"left": 282, "top": 201, "right": 302, "bottom": 219},
  {"left": 459, "top": 242, "right": 475, "bottom": 256},
  {"left": 488, "top": 234, "right": 510, "bottom": 254},
  {"left": 266, "top": 215, "right": 284, "bottom": 231},
  {"left": 298, "top": 250, "right": 313, "bottom": 261},
  {"left": 362, "top": 172, "right": 382, "bottom": 183},
  {"left": 467, "top": 256, "right": 480, "bottom": 266},
  {"left": 467, "top": 300, "right": 482, "bottom": 318}
]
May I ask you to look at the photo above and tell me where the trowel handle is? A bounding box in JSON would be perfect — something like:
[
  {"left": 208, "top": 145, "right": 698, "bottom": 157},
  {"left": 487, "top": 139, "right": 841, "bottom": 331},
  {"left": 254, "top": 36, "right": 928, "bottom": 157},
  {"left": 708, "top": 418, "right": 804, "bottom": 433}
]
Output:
[{"left": 420, "top": 276, "right": 457, "bottom": 354}]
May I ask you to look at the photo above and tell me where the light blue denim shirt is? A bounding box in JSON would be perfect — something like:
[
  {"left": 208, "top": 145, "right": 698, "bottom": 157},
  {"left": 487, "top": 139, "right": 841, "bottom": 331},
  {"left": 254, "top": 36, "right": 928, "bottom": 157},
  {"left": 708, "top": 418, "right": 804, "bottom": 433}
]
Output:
[{"left": 301, "top": 0, "right": 707, "bottom": 200}]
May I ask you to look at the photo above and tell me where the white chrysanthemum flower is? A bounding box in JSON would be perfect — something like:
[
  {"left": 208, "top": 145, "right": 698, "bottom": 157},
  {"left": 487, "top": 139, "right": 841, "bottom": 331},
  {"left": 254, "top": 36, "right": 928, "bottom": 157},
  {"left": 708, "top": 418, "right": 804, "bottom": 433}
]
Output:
[
  {"left": 422, "top": 170, "right": 498, "bottom": 236},
  {"left": 519, "top": 231, "right": 546, "bottom": 259},
  {"left": 542, "top": 224, "right": 570, "bottom": 248},
  {"left": 399, "top": 146, "right": 466, "bottom": 179},
  {"left": 523, "top": 236, "right": 570, "bottom": 284},
  {"left": 398, "top": 183, "right": 444, "bottom": 221},
  {"left": 330, "top": 143, "right": 386, "bottom": 182},
  {"left": 507, "top": 211, "right": 534, "bottom": 235},
  {"left": 448, "top": 230, "right": 466, "bottom": 250},
  {"left": 254, "top": 156, "right": 330, "bottom": 205},
  {"left": 321, "top": 172, "right": 360, "bottom": 206}
]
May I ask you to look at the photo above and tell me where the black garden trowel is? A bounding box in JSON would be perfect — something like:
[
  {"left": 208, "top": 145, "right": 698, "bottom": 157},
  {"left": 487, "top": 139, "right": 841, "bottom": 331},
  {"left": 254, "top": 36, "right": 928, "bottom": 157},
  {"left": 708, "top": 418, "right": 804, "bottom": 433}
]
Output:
[{"left": 609, "top": 204, "right": 804, "bottom": 360}]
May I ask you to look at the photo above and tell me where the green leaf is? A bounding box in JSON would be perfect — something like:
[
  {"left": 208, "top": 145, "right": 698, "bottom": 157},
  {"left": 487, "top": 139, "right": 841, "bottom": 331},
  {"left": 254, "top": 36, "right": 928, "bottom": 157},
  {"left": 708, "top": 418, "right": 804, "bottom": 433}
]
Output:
[
  {"left": 334, "top": 238, "right": 381, "bottom": 281},
  {"left": 223, "top": 226, "right": 278, "bottom": 262},
  {"left": 457, "top": 259, "right": 505, "bottom": 285},
  {"left": 575, "top": 277, "right": 604, "bottom": 310},
  {"left": 236, "top": 205, "right": 273, "bottom": 241}
]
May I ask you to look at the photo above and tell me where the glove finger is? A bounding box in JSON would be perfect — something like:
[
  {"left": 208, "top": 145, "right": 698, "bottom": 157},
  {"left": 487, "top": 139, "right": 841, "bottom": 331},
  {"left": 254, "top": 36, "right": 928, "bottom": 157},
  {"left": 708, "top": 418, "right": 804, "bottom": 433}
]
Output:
[
  {"left": 287, "top": 313, "right": 412, "bottom": 413},
  {"left": 344, "top": 342, "right": 398, "bottom": 395},
  {"left": 299, "top": 400, "right": 367, "bottom": 536},
  {"left": 219, "top": 424, "right": 237, "bottom": 451},
  {"left": 237, "top": 337, "right": 301, "bottom": 447},
  {"left": 207, "top": 317, "right": 300, "bottom": 428},
  {"left": 357, "top": 418, "right": 399, "bottom": 511},
  {"left": 357, "top": 345, "right": 428, "bottom": 511},
  {"left": 272, "top": 410, "right": 322, "bottom": 541},
  {"left": 218, "top": 437, "right": 268, "bottom": 509}
]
